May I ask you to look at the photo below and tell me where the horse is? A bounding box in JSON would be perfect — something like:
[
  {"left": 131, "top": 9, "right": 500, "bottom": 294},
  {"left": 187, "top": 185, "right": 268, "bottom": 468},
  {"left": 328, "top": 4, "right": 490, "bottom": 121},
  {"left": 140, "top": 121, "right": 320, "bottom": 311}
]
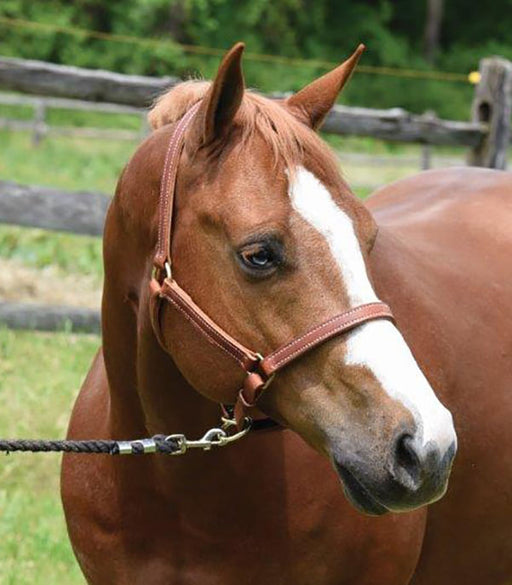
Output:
[{"left": 61, "top": 43, "right": 512, "bottom": 585}]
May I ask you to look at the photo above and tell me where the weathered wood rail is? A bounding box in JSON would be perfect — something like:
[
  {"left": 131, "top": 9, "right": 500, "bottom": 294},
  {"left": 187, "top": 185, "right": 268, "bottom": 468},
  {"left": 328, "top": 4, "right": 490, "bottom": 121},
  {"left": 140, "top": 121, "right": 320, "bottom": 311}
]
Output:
[
  {"left": 0, "top": 181, "right": 106, "bottom": 333},
  {"left": 0, "top": 181, "right": 109, "bottom": 236},
  {"left": 0, "top": 88, "right": 488, "bottom": 148},
  {"left": 0, "top": 302, "right": 100, "bottom": 334},
  {"left": 0, "top": 56, "right": 178, "bottom": 106},
  {"left": 322, "top": 105, "right": 486, "bottom": 146}
]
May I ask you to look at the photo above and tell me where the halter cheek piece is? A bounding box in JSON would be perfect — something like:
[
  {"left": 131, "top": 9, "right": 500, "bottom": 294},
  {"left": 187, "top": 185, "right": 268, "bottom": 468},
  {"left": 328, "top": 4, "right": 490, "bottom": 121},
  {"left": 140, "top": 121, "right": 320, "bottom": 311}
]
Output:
[{"left": 149, "top": 101, "right": 394, "bottom": 427}]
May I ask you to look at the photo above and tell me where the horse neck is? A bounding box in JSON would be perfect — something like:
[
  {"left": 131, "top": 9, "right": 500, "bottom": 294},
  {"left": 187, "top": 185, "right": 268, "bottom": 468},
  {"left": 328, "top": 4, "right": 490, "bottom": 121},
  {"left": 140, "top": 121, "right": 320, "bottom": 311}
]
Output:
[
  {"left": 101, "top": 199, "right": 220, "bottom": 440},
  {"left": 140, "top": 305, "right": 223, "bottom": 437}
]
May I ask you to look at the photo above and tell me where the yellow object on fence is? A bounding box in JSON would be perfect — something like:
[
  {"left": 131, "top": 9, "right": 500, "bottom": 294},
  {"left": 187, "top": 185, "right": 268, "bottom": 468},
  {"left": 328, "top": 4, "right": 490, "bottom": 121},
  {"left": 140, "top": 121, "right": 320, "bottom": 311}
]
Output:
[{"left": 468, "top": 71, "right": 482, "bottom": 85}]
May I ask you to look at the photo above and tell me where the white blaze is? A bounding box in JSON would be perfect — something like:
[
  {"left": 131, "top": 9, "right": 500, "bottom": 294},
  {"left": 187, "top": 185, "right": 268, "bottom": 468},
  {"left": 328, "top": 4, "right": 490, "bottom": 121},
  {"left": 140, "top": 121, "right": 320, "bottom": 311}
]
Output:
[{"left": 288, "top": 166, "right": 455, "bottom": 451}]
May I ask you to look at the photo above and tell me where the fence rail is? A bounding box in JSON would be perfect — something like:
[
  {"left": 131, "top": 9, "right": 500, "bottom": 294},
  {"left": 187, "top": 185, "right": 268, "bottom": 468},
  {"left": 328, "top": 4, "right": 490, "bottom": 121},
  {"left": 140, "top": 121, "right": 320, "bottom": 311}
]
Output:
[
  {"left": 0, "top": 302, "right": 100, "bottom": 333},
  {"left": 0, "top": 181, "right": 109, "bottom": 236},
  {"left": 0, "top": 91, "right": 142, "bottom": 113},
  {"left": 0, "top": 56, "right": 177, "bottom": 106},
  {"left": 0, "top": 180, "right": 106, "bottom": 332},
  {"left": 0, "top": 90, "right": 489, "bottom": 148},
  {"left": 323, "top": 106, "right": 487, "bottom": 146},
  {"left": 0, "top": 117, "right": 144, "bottom": 141}
]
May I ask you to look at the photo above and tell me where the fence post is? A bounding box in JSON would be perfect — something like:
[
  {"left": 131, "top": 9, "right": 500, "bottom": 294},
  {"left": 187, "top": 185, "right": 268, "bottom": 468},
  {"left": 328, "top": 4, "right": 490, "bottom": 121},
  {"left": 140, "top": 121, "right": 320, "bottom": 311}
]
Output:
[
  {"left": 420, "top": 110, "right": 436, "bottom": 170},
  {"left": 32, "top": 99, "right": 47, "bottom": 147},
  {"left": 139, "top": 111, "right": 150, "bottom": 140},
  {"left": 468, "top": 56, "right": 512, "bottom": 169}
]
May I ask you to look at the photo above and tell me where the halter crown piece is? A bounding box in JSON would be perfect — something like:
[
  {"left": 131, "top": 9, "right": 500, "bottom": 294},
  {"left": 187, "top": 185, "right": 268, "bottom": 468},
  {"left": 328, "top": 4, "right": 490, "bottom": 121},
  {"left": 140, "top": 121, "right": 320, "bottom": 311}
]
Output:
[{"left": 149, "top": 101, "right": 394, "bottom": 428}]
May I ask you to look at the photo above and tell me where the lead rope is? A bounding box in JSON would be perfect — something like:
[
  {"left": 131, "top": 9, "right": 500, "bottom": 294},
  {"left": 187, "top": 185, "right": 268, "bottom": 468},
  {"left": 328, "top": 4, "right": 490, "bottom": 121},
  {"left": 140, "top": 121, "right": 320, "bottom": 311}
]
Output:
[{"left": 0, "top": 417, "right": 252, "bottom": 456}]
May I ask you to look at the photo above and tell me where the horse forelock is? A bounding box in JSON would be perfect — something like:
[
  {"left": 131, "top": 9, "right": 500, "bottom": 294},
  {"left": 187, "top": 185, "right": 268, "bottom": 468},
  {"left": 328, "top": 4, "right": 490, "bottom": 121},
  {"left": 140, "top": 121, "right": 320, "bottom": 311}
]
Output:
[
  {"left": 148, "top": 80, "right": 209, "bottom": 130},
  {"left": 148, "top": 80, "right": 340, "bottom": 177}
]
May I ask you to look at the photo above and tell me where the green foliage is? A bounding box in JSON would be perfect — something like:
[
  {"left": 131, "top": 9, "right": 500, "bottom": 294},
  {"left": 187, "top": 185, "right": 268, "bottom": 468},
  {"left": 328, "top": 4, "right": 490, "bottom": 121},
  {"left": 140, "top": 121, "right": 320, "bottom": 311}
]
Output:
[
  {"left": 2, "top": 0, "right": 510, "bottom": 118},
  {"left": 0, "top": 0, "right": 184, "bottom": 75}
]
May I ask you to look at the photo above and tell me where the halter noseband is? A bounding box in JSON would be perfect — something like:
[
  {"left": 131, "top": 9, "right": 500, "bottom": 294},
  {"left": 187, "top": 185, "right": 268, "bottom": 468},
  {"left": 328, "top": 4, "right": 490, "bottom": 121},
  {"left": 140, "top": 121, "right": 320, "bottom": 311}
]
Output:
[{"left": 149, "top": 101, "right": 394, "bottom": 427}]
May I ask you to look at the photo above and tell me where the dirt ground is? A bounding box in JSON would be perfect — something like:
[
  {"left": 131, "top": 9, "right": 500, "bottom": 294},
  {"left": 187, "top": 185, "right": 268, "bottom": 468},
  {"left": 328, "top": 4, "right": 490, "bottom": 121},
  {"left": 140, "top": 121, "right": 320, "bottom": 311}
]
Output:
[{"left": 0, "top": 258, "right": 101, "bottom": 308}]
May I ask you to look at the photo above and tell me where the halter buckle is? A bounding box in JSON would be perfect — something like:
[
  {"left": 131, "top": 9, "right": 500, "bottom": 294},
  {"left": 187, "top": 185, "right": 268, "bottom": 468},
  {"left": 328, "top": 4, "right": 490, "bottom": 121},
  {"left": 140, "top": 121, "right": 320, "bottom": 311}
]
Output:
[
  {"left": 255, "top": 353, "right": 275, "bottom": 390},
  {"left": 151, "top": 261, "right": 172, "bottom": 284}
]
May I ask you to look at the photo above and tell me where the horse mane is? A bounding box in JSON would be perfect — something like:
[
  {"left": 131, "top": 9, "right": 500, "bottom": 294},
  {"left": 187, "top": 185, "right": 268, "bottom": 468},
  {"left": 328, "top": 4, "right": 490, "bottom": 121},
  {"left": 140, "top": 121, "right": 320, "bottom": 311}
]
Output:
[{"left": 148, "top": 80, "right": 340, "bottom": 176}]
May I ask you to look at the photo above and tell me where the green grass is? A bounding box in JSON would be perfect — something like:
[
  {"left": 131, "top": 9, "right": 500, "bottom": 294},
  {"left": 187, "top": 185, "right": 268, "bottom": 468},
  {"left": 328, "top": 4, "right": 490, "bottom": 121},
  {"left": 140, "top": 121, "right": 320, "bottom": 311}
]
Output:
[
  {"left": 0, "top": 123, "right": 124, "bottom": 583},
  {"left": 323, "top": 132, "right": 414, "bottom": 155},
  {"left": 0, "top": 225, "right": 103, "bottom": 279},
  {"left": 0, "top": 128, "right": 134, "bottom": 193},
  {"left": 0, "top": 328, "right": 99, "bottom": 585}
]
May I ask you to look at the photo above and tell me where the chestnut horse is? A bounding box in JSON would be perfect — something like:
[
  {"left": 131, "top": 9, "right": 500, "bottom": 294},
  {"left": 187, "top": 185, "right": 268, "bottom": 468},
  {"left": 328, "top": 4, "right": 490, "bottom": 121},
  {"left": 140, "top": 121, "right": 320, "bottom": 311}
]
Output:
[{"left": 61, "top": 44, "right": 512, "bottom": 584}]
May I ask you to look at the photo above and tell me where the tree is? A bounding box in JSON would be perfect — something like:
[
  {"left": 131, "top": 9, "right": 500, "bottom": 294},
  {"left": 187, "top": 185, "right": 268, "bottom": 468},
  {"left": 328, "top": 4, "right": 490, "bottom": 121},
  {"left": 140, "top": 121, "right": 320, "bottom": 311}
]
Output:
[{"left": 423, "top": 0, "right": 444, "bottom": 64}]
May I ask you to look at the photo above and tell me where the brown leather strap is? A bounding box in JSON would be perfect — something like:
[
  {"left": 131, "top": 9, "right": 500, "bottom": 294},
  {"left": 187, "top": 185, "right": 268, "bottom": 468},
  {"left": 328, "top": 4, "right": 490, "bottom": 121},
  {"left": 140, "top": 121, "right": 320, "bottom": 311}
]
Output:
[
  {"left": 149, "top": 278, "right": 168, "bottom": 351},
  {"left": 237, "top": 302, "right": 394, "bottom": 410},
  {"left": 261, "top": 302, "right": 393, "bottom": 377},
  {"left": 150, "top": 102, "right": 396, "bottom": 431},
  {"left": 158, "top": 278, "right": 260, "bottom": 371},
  {"left": 154, "top": 101, "right": 202, "bottom": 272}
]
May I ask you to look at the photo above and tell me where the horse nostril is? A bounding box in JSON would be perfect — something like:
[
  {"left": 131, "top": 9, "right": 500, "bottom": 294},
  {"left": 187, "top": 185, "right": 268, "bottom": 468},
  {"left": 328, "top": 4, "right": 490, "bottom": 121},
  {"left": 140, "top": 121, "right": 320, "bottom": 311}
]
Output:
[{"left": 393, "top": 433, "right": 422, "bottom": 489}]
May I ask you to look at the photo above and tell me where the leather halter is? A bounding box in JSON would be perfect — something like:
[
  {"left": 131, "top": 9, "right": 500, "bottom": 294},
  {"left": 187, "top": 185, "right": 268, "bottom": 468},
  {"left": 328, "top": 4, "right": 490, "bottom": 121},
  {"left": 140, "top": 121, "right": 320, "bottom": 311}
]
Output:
[{"left": 149, "top": 101, "right": 394, "bottom": 427}]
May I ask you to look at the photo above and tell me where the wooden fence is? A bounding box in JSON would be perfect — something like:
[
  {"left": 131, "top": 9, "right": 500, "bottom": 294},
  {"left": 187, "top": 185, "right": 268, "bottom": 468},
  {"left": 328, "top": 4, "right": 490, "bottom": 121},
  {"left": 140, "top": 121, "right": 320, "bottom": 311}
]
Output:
[{"left": 0, "top": 54, "right": 511, "bottom": 333}]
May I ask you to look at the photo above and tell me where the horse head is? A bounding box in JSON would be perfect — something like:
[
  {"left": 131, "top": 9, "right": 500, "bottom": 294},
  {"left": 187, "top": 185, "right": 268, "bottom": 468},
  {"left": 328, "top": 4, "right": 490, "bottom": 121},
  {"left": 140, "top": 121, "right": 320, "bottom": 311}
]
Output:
[{"left": 110, "top": 43, "right": 457, "bottom": 516}]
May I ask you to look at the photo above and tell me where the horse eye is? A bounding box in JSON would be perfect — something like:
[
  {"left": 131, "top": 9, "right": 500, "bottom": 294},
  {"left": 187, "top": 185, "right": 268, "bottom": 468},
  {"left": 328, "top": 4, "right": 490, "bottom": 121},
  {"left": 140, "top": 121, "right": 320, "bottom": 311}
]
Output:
[
  {"left": 249, "top": 249, "right": 272, "bottom": 266},
  {"left": 238, "top": 243, "right": 277, "bottom": 273}
]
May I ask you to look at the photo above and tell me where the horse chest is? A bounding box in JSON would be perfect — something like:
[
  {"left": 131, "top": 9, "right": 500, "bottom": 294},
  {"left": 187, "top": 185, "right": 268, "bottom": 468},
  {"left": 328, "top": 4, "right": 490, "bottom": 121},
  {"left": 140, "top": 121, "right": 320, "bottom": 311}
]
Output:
[{"left": 64, "top": 434, "right": 425, "bottom": 585}]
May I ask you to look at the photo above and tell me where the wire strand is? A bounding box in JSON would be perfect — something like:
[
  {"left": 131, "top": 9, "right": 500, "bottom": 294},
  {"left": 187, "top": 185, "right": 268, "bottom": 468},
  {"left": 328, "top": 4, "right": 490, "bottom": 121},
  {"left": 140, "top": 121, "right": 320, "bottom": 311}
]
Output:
[{"left": 0, "top": 16, "right": 473, "bottom": 83}]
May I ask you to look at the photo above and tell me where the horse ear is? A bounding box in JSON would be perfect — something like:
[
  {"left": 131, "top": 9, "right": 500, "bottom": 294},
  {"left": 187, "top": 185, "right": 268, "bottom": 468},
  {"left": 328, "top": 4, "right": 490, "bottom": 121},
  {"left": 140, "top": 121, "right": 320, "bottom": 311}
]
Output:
[
  {"left": 189, "top": 42, "right": 245, "bottom": 148},
  {"left": 286, "top": 44, "right": 365, "bottom": 130}
]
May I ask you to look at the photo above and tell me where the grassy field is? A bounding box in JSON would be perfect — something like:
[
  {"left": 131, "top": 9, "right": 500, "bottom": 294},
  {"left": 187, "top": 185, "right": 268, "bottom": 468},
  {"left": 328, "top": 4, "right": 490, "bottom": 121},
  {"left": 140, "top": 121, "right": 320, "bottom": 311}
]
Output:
[{"left": 0, "top": 328, "right": 98, "bottom": 585}]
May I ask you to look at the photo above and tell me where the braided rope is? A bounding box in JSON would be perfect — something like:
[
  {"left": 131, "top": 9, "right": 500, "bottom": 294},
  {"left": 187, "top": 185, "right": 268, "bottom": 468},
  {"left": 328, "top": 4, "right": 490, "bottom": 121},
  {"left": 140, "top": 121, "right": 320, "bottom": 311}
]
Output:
[{"left": 0, "top": 435, "right": 180, "bottom": 455}]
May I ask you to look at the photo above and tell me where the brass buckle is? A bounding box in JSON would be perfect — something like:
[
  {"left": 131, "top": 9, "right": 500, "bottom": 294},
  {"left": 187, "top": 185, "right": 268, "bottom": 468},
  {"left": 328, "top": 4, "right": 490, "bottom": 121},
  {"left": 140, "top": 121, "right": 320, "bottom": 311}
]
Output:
[{"left": 152, "top": 261, "right": 172, "bottom": 283}]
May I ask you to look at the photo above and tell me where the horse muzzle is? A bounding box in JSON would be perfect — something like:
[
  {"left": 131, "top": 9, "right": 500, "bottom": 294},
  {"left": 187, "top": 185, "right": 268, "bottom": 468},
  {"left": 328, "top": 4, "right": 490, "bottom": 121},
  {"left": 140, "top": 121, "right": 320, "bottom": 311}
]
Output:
[{"left": 331, "top": 430, "right": 457, "bottom": 516}]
